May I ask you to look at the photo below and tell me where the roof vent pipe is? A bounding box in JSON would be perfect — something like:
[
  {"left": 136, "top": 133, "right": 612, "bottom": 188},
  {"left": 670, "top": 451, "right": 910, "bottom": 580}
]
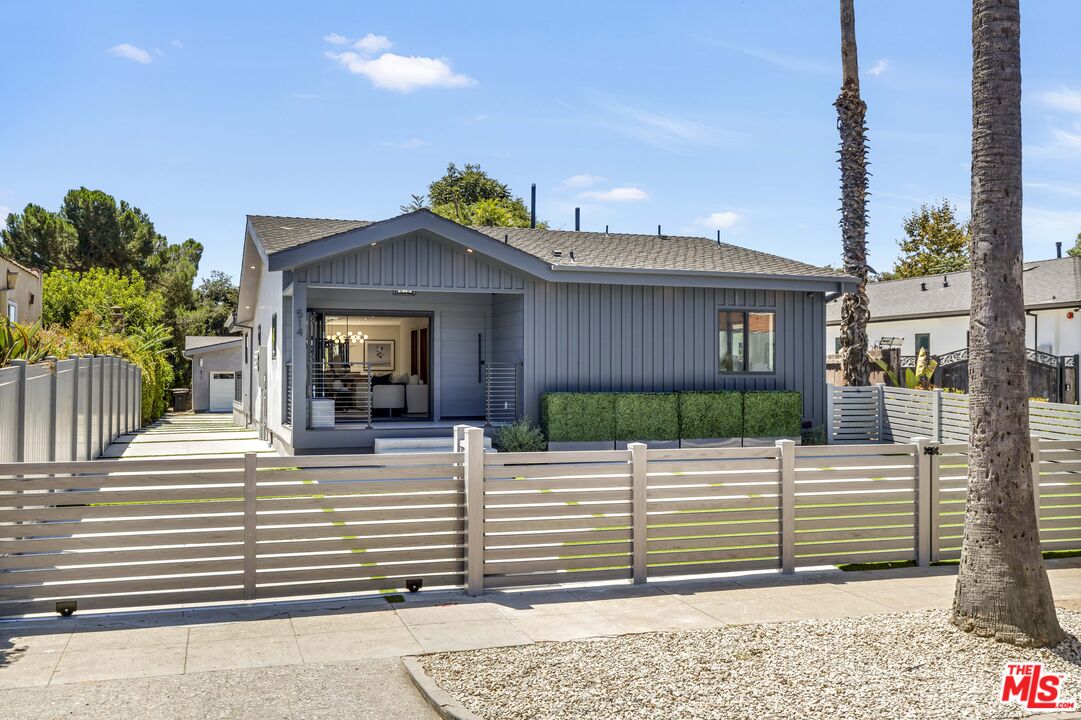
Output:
[
  {"left": 530, "top": 184, "right": 537, "bottom": 229},
  {"left": 658, "top": 225, "right": 662, "bottom": 236},
  {"left": 1057, "top": 241, "right": 1063, "bottom": 258},
  {"left": 575, "top": 207, "right": 580, "bottom": 232},
  {"left": 716, "top": 230, "right": 721, "bottom": 246},
  {"left": 920, "top": 282, "right": 927, "bottom": 291},
  {"left": 605, "top": 225, "right": 609, "bottom": 234},
  {"left": 943, "top": 275, "right": 949, "bottom": 287}
]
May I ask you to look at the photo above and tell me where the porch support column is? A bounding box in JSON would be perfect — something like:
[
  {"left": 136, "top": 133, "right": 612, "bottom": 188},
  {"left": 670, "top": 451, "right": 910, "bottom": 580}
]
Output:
[{"left": 290, "top": 281, "right": 309, "bottom": 436}]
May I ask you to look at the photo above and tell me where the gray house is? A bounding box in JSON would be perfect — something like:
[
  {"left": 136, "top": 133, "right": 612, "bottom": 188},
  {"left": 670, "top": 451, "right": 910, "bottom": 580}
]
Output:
[
  {"left": 231, "top": 210, "right": 852, "bottom": 453},
  {"left": 183, "top": 336, "right": 244, "bottom": 412}
]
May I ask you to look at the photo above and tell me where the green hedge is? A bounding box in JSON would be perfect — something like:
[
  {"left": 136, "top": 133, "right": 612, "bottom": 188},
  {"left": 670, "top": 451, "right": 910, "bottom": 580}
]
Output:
[
  {"left": 678, "top": 392, "right": 743, "bottom": 439},
  {"left": 541, "top": 392, "right": 616, "bottom": 442},
  {"left": 743, "top": 391, "right": 802, "bottom": 437},
  {"left": 615, "top": 393, "right": 679, "bottom": 441}
]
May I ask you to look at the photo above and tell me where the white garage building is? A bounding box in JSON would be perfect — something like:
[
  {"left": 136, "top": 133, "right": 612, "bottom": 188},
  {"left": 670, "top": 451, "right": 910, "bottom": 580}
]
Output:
[{"left": 183, "top": 336, "right": 244, "bottom": 413}]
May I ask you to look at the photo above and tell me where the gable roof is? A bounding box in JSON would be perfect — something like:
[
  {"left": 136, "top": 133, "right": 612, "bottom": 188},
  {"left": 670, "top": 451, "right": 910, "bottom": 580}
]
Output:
[
  {"left": 825, "top": 256, "right": 1081, "bottom": 324},
  {"left": 247, "top": 210, "right": 843, "bottom": 281}
]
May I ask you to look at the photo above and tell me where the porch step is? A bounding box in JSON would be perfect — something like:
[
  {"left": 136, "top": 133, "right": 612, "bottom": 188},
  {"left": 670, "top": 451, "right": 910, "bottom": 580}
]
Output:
[{"left": 373, "top": 435, "right": 493, "bottom": 454}]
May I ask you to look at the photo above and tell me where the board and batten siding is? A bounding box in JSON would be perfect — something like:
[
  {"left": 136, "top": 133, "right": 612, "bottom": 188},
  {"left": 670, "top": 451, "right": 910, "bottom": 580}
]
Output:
[
  {"left": 294, "top": 231, "right": 525, "bottom": 292},
  {"left": 521, "top": 281, "right": 826, "bottom": 428}
]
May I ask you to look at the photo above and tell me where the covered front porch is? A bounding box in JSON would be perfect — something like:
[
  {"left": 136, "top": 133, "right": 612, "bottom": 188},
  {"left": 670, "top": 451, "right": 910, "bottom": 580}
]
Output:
[{"left": 284, "top": 285, "right": 522, "bottom": 452}]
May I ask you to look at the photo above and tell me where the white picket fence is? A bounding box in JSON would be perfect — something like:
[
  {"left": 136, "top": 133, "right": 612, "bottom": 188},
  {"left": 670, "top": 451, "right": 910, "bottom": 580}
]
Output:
[
  {"left": 2, "top": 428, "right": 1078, "bottom": 616},
  {"left": 829, "top": 384, "right": 1081, "bottom": 444}
]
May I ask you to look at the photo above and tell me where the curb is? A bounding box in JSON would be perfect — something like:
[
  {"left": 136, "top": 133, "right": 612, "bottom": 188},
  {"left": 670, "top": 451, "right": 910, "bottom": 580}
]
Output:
[{"left": 402, "top": 656, "right": 485, "bottom": 720}]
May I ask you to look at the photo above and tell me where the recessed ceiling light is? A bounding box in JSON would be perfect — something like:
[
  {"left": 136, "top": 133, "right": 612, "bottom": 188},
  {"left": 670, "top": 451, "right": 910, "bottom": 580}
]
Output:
[
  {"left": 371, "top": 242, "right": 377, "bottom": 246},
  {"left": 245, "top": 306, "right": 251, "bottom": 309},
  {"left": 466, "top": 248, "right": 474, "bottom": 253},
  {"left": 250, "top": 265, "right": 256, "bottom": 269}
]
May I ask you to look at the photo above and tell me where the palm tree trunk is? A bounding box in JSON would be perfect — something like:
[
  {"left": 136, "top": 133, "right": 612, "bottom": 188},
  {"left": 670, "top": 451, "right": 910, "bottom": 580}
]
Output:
[
  {"left": 953, "top": 0, "right": 1062, "bottom": 647},
  {"left": 836, "top": 0, "right": 870, "bottom": 387}
]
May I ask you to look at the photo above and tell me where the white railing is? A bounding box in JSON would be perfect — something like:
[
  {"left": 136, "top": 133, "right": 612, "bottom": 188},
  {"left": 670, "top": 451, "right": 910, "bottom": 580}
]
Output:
[
  {"left": 4, "top": 433, "right": 1077, "bottom": 614},
  {"left": 308, "top": 361, "right": 372, "bottom": 427},
  {"left": 484, "top": 362, "right": 519, "bottom": 426}
]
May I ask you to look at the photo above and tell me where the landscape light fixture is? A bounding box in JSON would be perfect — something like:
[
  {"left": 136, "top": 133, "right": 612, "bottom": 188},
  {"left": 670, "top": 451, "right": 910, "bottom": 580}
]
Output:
[
  {"left": 406, "top": 578, "right": 423, "bottom": 593},
  {"left": 55, "top": 600, "right": 77, "bottom": 617}
]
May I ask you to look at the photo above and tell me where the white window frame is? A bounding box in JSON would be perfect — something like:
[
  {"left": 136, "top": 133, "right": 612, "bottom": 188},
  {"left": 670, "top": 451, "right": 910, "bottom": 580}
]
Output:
[{"left": 6, "top": 301, "right": 16, "bottom": 323}]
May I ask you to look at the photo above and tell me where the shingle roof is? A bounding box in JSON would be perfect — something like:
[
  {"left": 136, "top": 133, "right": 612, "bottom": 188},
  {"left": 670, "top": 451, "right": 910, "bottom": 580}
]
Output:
[
  {"left": 247, "top": 212, "right": 842, "bottom": 279},
  {"left": 825, "top": 257, "right": 1081, "bottom": 323},
  {"left": 248, "top": 216, "right": 373, "bottom": 254}
]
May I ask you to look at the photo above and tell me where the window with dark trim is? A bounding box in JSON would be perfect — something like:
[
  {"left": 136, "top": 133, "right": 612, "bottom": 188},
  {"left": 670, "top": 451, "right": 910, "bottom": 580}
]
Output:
[
  {"left": 719, "top": 310, "right": 775, "bottom": 373},
  {"left": 915, "top": 333, "right": 931, "bottom": 356}
]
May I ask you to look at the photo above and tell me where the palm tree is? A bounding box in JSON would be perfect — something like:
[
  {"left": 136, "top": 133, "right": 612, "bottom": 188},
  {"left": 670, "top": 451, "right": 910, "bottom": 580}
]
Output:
[
  {"left": 953, "top": 0, "right": 1062, "bottom": 647},
  {"left": 836, "top": 0, "right": 870, "bottom": 387}
]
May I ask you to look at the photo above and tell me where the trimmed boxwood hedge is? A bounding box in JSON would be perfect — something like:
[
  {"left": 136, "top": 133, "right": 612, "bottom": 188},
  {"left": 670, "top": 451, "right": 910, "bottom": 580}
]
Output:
[
  {"left": 678, "top": 391, "right": 743, "bottom": 439},
  {"left": 614, "top": 393, "right": 679, "bottom": 441},
  {"left": 541, "top": 392, "right": 616, "bottom": 442},
  {"left": 743, "top": 391, "right": 802, "bottom": 437}
]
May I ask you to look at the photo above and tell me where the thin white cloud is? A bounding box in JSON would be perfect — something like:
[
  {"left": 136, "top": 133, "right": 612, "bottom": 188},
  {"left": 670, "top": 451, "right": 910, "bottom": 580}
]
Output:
[
  {"left": 578, "top": 187, "right": 649, "bottom": 202},
  {"left": 1024, "top": 207, "right": 1081, "bottom": 249},
  {"left": 695, "top": 211, "right": 744, "bottom": 230},
  {"left": 326, "top": 50, "right": 475, "bottom": 92},
  {"left": 355, "top": 33, "right": 392, "bottom": 54},
  {"left": 380, "top": 137, "right": 428, "bottom": 149},
  {"left": 324, "top": 33, "right": 350, "bottom": 45},
  {"left": 562, "top": 174, "right": 604, "bottom": 189},
  {"left": 106, "top": 43, "right": 152, "bottom": 64},
  {"left": 1040, "top": 87, "right": 1081, "bottom": 115},
  {"left": 1026, "top": 180, "right": 1081, "bottom": 199},
  {"left": 695, "top": 37, "right": 830, "bottom": 75},
  {"left": 597, "top": 100, "right": 735, "bottom": 152},
  {"left": 867, "top": 59, "right": 889, "bottom": 77},
  {"left": 171, "top": 40, "right": 184, "bottom": 49}
]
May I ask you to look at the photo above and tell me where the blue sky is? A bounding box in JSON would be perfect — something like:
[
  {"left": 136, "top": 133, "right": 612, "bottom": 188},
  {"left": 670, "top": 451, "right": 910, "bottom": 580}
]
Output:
[{"left": 2, "top": 1, "right": 1080, "bottom": 281}]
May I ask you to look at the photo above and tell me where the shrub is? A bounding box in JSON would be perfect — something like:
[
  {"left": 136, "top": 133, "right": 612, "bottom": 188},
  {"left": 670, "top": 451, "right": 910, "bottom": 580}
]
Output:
[
  {"left": 678, "top": 392, "right": 742, "bottom": 439},
  {"left": 541, "top": 393, "right": 616, "bottom": 442},
  {"left": 493, "top": 417, "right": 547, "bottom": 453},
  {"left": 615, "top": 393, "right": 679, "bottom": 441},
  {"left": 743, "top": 391, "right": 802, "bottom": 437}
]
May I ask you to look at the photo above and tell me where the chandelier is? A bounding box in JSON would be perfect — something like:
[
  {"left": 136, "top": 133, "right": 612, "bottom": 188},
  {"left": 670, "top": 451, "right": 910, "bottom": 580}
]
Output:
[{"left": 330, "top": 322, "right": 368, "bottom": 346}]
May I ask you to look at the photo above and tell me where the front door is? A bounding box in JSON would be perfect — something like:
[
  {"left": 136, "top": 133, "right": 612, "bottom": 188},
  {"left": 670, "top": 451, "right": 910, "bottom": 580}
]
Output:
[{"left": 440, "top": 308, "right": 488, "bottom": 418}]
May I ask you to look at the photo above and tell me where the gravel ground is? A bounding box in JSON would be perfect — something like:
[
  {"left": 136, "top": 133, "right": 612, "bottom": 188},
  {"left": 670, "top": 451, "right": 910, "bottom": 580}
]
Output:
[{"left": 420, "top": 609, "right": 1081, "bottom": 720}]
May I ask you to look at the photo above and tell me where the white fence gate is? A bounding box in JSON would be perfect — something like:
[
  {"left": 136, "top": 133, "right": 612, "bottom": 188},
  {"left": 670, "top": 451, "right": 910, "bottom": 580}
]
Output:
[{"left": 3, "top": 429, "right": 1078, "bottom": 616}]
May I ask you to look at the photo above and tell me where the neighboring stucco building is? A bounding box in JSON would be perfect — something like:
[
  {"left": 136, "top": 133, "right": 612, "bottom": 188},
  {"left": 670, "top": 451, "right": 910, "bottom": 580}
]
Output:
[
  {"left": 1, "top": 254, "right": 43, "bottom": 324},
  {"left": 826, "top": 256, "right": 1081, "bottom": 359},
  {"left": 183, "top": 336, "right": 244, "bottom": 412}
]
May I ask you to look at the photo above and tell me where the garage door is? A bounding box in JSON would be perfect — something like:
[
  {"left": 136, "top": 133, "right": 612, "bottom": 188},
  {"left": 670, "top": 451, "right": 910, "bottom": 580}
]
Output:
[{"left": 209, "top": 372, "right": 235, "bottom": 412}]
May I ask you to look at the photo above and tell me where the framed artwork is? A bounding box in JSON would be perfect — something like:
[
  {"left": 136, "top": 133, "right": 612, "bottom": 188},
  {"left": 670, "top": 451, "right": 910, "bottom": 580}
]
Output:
[{"left": 366, "top": 340, "right": 395, "bottom": 371}]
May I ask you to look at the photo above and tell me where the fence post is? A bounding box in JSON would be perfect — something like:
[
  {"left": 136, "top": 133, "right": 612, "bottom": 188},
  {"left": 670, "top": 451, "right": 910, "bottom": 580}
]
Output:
[
  {"left": 463, "top": 427, "right": 485, "bottom": 596},
  {"left": 630, "top": 442, "right": 648, "bottom": 584},
  {"left": 1031, "top": 436, "right": 1042, "bottom": 525},
  {"left": 931, "top": 389, "right": 943, "bottom": 442},
  {"left": 826, "top": 384, "right": 835, "bottom": 445},
  {"left": 10, "top": 360, "right": 27, "bottom": 463},
  {"left": 46, "top": 356, "right": 58, "bottom": 462},
  {"left": 243, "top": 452, "right": 257, "bottom": 600},
  {"left": 914, "top": 437, "right": 932, "bottom": 567},
  {"left": 453, "top": 424, "right": 468, "bottom": 453},
  {"left": 70, "top": 356, "right": 80, "bottom": 461},
  {"left": 778, "top": 439, "right": 796, "bottom": 574}
]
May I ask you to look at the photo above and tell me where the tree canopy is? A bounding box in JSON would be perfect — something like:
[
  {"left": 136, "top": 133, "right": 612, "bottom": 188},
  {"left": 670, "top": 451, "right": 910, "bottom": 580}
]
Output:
[
  {"left": 880, "top": 199, "right": 970, "bottom": 280},
  {"left": 406, "top": 163, "right": 544, "bottom": 228},
  {"left": 1065, "top": 231, "right": 1081, "bottom": 258}
]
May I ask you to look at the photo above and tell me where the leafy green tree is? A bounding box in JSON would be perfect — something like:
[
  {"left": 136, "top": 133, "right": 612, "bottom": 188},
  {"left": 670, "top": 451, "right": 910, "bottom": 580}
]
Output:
[
  {"left": 177, "top": 271, "right": 239, "bottom": 338},
  {"left": 0, "top": 204, "right": 78, "bottom": 271},
  {"left": 885, "top": 200, "right": 970, "bottom": 279},
  {"left": 1066, "top": 231, "right": 1081, "bottom": 258},
  {"left": 42, "top": 268, "right": 165, "bottom": 333},
  {"left": 61, "top": 188, "right": 128, "bottom": 269},
  {"left": 417, "top": 163, "right": 542, "bottom": 228}
]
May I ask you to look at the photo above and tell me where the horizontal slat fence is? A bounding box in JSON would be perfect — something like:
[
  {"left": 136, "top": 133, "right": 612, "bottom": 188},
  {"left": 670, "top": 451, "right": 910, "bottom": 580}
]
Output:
[
  {"left": 4, "top": 432, "right": 1081, "bottom": 616},
  {"left": 834, "top": 384, "right": 1081, "bottom": 444}
]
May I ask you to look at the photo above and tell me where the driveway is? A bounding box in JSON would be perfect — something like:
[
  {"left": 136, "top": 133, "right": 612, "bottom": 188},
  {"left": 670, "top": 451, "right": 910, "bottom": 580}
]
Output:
[{"left": 102, "top": 413, "right": 276, "bottom": 459}]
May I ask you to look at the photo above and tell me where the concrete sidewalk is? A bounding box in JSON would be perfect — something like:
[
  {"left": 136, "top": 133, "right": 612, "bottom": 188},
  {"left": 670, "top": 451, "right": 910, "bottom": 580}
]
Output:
[
  {"left": 102, "top": 413, "right": 275, "bottom": 459},
  {"left": 4, "top": 561, "right": 1081, "bottom": 719}
]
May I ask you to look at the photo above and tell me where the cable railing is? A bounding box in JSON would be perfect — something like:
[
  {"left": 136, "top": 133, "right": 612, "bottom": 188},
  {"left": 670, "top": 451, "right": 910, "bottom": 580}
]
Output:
[
  {"left": 308, "top": 361, "right": 372, "bottom": 428},
  {"left": 283, "top": 363, "right": 293, "bottom": 426},
  {"left": 485, "top": 362, "right": 519, "bottom": 426}
]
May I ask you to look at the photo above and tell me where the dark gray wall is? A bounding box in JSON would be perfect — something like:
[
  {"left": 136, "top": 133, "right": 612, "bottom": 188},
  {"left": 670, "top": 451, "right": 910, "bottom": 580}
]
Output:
[{"left": 521, "top": 281, "right": 826, "bottom": 428}]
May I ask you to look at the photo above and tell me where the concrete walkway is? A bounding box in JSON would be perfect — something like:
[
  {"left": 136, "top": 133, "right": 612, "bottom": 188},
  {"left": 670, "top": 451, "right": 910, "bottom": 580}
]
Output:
[
  {"left": 4, "top": 561, "right": 1081, "bottom": 718},
  {"left": 102, "top": 413, "right": 275, "bottom": 459}
]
